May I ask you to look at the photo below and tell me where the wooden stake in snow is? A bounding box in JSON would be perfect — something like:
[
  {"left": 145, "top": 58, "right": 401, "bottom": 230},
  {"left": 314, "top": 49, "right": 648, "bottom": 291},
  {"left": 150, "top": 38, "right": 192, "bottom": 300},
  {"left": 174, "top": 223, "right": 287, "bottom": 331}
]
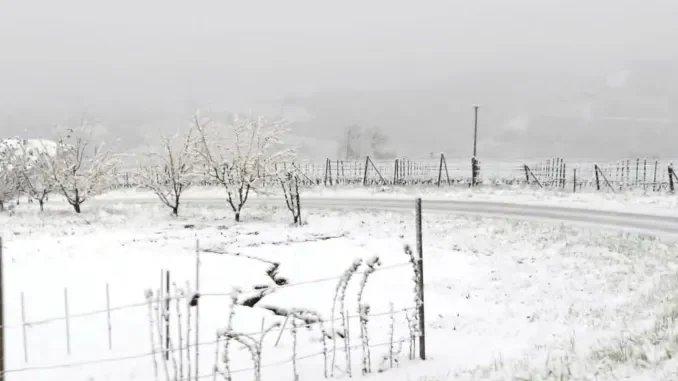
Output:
[
  {"left": 415, "top": 198, "right": 426, "bottom": 361},
  {"left": 573, "top": 168, "right": 577, "bottom": 193},
  {"left": 20, "top": 292, "right": 28, "bottom": 362},
  {"left": 64, "top": 288, "right": 71, "bottom": 355},
  {"left": 274, "top": 315, "right": 290, "bottom": 347},
  {"left": 164, "top": 271, "right": 170, "bottom": 361},
  {"left": 195, "top": 239, "right": 201, "bottom": 381},
  {"left": 106, "top": 283, "right": 112, "bottom": 350},
  {"left": 0, "top": 236, "right": 4, "bottom": 376}
]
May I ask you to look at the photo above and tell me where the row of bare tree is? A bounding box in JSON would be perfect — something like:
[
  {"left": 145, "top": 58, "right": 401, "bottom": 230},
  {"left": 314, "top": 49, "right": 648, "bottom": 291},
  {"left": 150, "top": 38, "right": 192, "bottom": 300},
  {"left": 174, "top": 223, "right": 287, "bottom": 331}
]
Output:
[{"left": 0, "top": 112, "right": 302, "bottom": 223}]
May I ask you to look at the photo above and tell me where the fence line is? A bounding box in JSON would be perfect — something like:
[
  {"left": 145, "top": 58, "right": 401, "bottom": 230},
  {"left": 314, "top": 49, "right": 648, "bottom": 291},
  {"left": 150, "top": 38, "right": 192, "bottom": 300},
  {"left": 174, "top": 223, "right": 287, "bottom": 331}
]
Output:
[
  {"left": 1, "top": 307, "right": 415, "bottom": 376},
  {"left": 0, "top": 262, "right": 411, "bottom": 331},
  {"left": 1, "top": 201, "right": 428, "bottom": 381},
  {"left": 114, "top": 155, "right": 678, "bottom": 192},
  {"left": 192, "top": 339, "right": 415, "bottom": 381}
]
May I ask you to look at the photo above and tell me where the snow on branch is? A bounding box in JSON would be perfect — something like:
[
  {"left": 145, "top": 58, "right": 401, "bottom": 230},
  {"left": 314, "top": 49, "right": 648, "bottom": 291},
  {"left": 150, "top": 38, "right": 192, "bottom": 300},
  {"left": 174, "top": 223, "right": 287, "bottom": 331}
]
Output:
[
  {"left": 0, "top": 144, "right": 19, "bottom": 211},
  {"left": 136, "top": 128, "right": 200, "bottom": 215},
  {"left": 5, "top": 139, "right": 57, "bottom": 211},
  {"left": 46, "top": 122, "right": 120, "bottom": 213},
  {"left": 192, "top": 111, "right": 295, "bottom": 221}
]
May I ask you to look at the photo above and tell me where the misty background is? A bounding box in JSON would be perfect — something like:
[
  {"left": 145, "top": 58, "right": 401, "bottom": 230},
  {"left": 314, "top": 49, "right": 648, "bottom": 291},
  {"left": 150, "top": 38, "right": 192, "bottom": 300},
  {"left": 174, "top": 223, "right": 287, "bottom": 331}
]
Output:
[{"left": 1, "top": 0, "right": 677, "bottom": 160}]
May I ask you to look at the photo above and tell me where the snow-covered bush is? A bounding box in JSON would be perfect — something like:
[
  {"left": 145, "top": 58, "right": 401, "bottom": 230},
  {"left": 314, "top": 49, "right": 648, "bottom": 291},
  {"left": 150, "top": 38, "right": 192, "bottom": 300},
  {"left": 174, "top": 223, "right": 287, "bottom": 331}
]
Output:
[
  {"left": 136, "top": 129, "right": 199, "bottom": 216},
  {"left": 192, "top": 111, "right": 294, "bottom": 221}
]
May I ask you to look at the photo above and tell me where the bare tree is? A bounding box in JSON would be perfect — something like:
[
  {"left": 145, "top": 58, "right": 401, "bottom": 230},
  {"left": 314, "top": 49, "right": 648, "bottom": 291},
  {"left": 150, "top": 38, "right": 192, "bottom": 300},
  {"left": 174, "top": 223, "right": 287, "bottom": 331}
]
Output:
[
  {"left": 46, "top": 123, "right": 119, "bottom": 213},
  {"left": 136, "top": 129, "right": 199, "bottom": 216},
  {"left": 339, "top": 125, "right": 363, "bottom": 160},
  {"left": 338, "top": 125, "right": 393, "bottom": 160},
  {"left": 193, "top": 111, "right": 293, "bottom": 222},
  {"left": 368, "top": 127, "right": 394, "bottom": 159},
  {"left": 279, "top": 170, "right": 302, "bottom": 225}
]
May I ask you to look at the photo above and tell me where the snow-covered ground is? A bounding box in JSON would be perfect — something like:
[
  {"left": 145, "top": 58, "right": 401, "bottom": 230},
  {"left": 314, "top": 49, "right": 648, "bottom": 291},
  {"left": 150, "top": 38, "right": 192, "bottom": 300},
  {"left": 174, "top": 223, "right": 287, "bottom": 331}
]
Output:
[{"left": 2, "top": 199, "right": 678, "bottom": 380}]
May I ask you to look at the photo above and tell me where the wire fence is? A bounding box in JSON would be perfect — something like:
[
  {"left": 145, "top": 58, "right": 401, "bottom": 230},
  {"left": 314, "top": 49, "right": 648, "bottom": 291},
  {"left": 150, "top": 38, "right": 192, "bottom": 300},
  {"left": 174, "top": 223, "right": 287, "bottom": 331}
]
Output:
[
  {"left": 0, "top": 255, "right": 422, "bottom": 381},
  {"left": 113, "top": 155, "right": 678, "bottom": 193}
]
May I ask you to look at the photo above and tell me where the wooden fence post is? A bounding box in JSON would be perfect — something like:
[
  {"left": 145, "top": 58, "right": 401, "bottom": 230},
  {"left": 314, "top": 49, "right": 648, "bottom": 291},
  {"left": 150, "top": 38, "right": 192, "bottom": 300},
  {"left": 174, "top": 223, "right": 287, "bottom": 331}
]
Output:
[
  {"left": 363, "top": 156, "right": 370, "bottom": 186},
  {"left": 595, "top": 164, "right": 601, "bottom": 191},
  {"left": 323, "top": 158, "right": 330, "bottom": 186},
  {"left": 643, "top": 158, "right": 647, "bottom": 190},
  {"left": 653, "top": 160, "right": 658, "bottom": 192},
  {"left": 64, "top": 288, "right": 71, "bottom": 355},
  {"left": 393, "top": 159, "right": 398, "bottom": 185},
  {"left": 106, "top": 283, "right": 112, "bottom": 350},
  {"left": 635, "top": 158, "right": 640, "bottom": 187},
  {"left": 0, "top": 236, "right": 4, "bottom": 377},
  {"left": 437, "top": 155, "right": 444, "bottom": 187},
  {"left": 415, "top": 198, "right": 426, "bottom": 361},
  {"left": 573, "top": 168, "right": 577, "bottom": 193},
  {"left": 524, "top": 165, "right": 530, "bottom": 184}
]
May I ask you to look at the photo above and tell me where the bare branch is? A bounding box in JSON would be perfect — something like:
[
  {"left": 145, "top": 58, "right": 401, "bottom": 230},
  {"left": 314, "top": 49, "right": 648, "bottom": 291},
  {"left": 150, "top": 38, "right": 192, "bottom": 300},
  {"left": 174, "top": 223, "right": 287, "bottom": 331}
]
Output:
[
  {"left": 192, "top": 111, "right": 295, "bottom": 221},
  {"left": 136, "top": 128, "right": 200, "bottom": 215}
]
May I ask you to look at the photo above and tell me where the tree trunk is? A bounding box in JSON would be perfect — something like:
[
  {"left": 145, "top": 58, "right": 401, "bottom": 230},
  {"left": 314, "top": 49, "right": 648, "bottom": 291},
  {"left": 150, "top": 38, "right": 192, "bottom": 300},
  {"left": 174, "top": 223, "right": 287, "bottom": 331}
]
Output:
[
  {"left": 39, "top": 199, "right": 44, "bottom": 212},
  {"left": 234, "top": 211, "right": 240, "bottom": 222},
  {"left": 73, "top": 202, "right": 81, "bottom": 214},
  {"left": 173, "top": 196, "right": 180, "bottom": 216},
  {"left": 0, "top": 200, "right": 4, "bottom": 211}
]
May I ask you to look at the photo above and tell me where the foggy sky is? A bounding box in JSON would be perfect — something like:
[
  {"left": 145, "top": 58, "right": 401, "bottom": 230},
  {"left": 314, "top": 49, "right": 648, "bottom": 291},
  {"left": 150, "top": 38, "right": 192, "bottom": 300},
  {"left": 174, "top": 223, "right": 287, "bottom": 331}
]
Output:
[{"left": 2, "top": 0, "right": 677, "bottom": 157}]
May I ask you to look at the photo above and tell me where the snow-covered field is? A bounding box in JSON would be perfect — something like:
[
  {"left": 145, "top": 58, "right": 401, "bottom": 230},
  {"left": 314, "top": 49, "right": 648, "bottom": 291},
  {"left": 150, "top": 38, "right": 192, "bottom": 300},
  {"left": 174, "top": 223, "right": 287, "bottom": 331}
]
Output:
[{"left": 2, "top": 198, "right": 678, "bottom": 380}]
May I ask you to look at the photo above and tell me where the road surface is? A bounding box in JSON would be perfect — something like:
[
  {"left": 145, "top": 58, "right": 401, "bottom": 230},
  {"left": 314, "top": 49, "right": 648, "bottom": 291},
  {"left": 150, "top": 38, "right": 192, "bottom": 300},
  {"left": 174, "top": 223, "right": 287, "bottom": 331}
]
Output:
[{"left": 95, "top": 196, "right": 678, "bottom": 236}]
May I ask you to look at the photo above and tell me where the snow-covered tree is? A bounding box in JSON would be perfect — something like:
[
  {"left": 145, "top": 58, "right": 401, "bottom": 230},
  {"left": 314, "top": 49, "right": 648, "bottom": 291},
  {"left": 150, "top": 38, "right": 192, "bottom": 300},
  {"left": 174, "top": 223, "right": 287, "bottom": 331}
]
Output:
[
  {"left": 279, "top": 170, "right": 302, "bottom": 225},
  {"left": 0, "top": 148, "right": 18, "bottom": 211},
  {"left": 46, "top": 123, "right": 119, "bottom": 213},
  {"left": 193, "top": 111, "right": 293, "bottom": 221},
  {"left": 136, "top": 129, "right": 199, "bottom": 216},
  {"left": 6, "top": 140, "right": 57, "bottom": 211}
]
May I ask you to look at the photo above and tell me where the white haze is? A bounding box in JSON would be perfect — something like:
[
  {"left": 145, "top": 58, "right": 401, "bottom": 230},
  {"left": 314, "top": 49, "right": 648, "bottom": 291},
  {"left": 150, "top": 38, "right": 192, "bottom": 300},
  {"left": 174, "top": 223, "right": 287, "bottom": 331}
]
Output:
[{"left": 1, "top": 0, "right": 677, "bottom": 159}]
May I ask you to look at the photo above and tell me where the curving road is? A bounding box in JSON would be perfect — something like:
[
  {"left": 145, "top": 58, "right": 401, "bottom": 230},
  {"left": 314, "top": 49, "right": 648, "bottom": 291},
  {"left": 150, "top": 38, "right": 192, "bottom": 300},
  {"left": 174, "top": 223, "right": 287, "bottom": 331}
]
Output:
[{"left": 97, "top": 196, "right": 678, "bottom": 236}]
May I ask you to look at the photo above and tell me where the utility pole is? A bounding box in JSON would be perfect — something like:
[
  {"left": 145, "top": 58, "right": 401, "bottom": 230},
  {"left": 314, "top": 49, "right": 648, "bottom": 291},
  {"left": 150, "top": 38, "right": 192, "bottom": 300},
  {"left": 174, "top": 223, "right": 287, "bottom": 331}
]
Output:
[
  {"left": 471, "top": 105, "right": 480, "bottom": 186},
  {"left": 472, "top": 105, "right": 479, "bottom": 157}
]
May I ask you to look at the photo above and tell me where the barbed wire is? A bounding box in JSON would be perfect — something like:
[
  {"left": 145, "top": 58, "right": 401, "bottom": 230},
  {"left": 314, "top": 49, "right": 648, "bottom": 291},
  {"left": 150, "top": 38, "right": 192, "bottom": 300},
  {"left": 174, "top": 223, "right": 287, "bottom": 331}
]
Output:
[
  {"left": 1, "top": 306, "right": 416, "bottom": 376},
  {"left": 0, "top": 261, "right": 412, "bottom": 331}
]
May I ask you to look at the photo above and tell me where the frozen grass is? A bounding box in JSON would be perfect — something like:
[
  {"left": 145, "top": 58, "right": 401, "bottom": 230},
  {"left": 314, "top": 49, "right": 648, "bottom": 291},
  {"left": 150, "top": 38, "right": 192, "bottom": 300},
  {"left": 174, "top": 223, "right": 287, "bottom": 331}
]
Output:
[{"left": 1, "top": 201, "right": 678, "bottom": 380}]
